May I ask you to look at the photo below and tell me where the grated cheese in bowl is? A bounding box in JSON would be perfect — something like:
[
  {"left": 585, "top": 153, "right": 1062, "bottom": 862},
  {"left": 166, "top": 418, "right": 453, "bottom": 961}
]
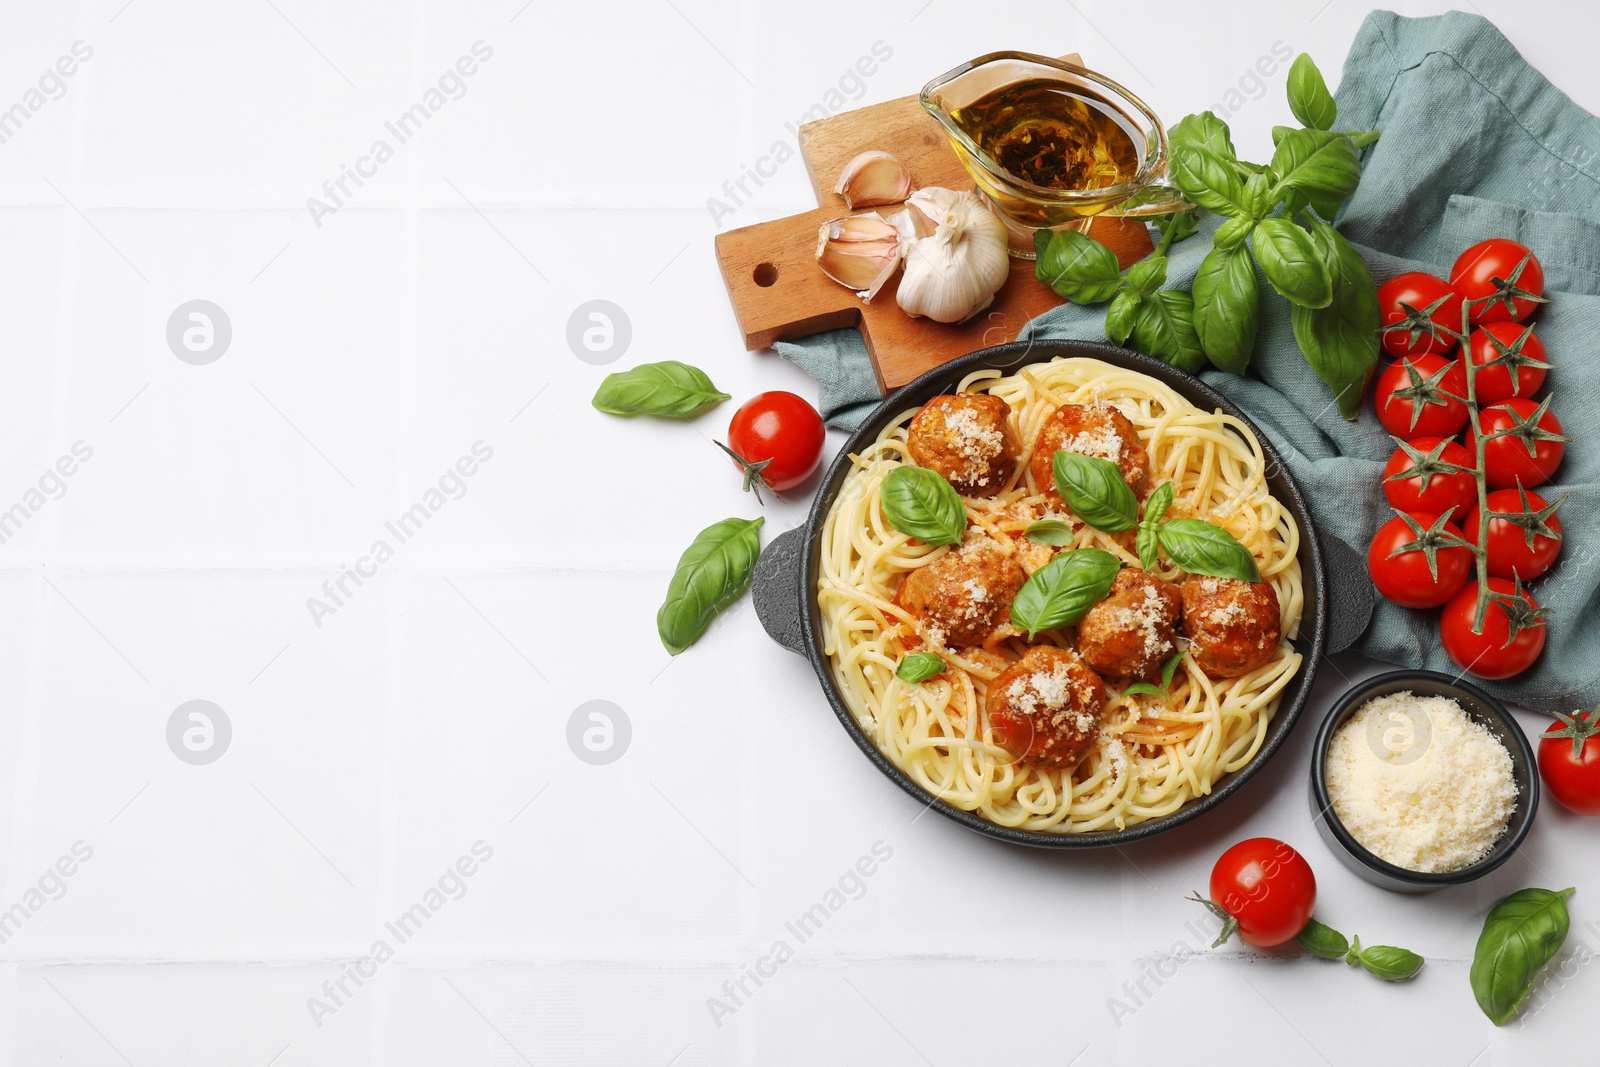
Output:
[{"left": 1325, "top": 691, "right": 1517, "bottom": 874}]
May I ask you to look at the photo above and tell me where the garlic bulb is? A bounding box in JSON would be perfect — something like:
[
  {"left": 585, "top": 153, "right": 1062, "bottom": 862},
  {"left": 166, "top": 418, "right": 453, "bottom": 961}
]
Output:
[
  {"left": 888, "top": 188, "right": 1010, "bottom": 323},
  {"left": 833, "top": 150, "right": 914, "bottom": 209},
  {"left": 815, "top": 213, "right": 902, "bottom": 303}
]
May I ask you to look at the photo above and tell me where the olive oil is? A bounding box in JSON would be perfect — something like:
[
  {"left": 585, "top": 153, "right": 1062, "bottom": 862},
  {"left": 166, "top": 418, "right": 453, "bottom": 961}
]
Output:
[{"left": 949, "top": 79, "right": 1140, "bottom": 192}]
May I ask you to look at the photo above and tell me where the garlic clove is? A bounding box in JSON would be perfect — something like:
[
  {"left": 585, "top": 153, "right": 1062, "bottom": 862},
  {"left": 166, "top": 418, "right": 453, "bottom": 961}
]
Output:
[
  {"left": 893, "top": 188, "right": 1012, "bottom": 324},
  {"left": 816, "top": 213, "right": 902, "bottom": 303},
  {"left": 833, "top": 150, "right": 914, "bottom": 209}
]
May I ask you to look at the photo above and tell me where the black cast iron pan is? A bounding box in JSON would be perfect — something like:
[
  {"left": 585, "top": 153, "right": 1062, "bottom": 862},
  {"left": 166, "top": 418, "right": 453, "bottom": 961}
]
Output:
[{"left": 753, "top": 338, "right": 1353, "bottom": 847}]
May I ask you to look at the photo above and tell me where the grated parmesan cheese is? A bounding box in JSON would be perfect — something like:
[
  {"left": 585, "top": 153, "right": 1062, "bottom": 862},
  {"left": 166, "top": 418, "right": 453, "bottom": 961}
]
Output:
[{"left": 1325, "top": 692, "right": 1517, "bottom": 873}]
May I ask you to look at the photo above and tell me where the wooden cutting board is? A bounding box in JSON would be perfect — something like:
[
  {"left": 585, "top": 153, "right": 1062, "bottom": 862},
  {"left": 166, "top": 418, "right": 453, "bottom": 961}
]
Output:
[{"left": 713, "top": 53, "right": 1153, "bottom": 393}]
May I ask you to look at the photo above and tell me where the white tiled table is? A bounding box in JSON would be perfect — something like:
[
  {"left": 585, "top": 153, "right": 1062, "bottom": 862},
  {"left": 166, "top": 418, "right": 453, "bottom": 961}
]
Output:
[{"left": 1, "top": 1, "right": 1596, "bottom": 1063}]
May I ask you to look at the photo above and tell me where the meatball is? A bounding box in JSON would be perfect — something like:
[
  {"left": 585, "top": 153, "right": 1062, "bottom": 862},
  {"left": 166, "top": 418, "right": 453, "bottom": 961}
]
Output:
[
  {"left": 1180, "top": 576, "right": 1282, "bottom": 679},
  {"left": 906, "top": 393, "right": 1020, "bottom": 496},
  {"left": 1029, "top": 403, "right": 1149, "bottom": 501},
  {"left": 894, "top": 538, "right": 1025, "bottom": 648},
  {"left": 1078, "top": 568, "right": 1182, "bottom": 680},
  {"left": 986, "top": 646, "right": 1107, "bottom": 769}
]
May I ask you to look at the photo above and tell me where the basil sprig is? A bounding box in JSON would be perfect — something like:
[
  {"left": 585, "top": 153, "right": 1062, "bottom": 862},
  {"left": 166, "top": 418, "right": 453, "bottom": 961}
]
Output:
[
  {"left": 1136, "top": 481, "right": 1174, "bottom": 569},
  {"left": 1471, "top": 887, "right": 1575, "bottom": 1025},
  {"left": 1010, "top": 548, "right": 1120, "bottom": 638},
  {"left": 1052, "top": 451, "right": 1137, "bottom": 532},
  {"left": 881, "top": 466, "right": 966, "bottom": 546},
  {"left": 657, "top": 516, "right": 763, "bottom": 654},
  {"left": 1158, "top": 518, "right": 1262, "bottom": 583},
  {"left": 1123, "top": 649, "right": 1185, "bottom": 698},
  {"left": 895, "top": 651, "right": 945, "bottom": 684},
  {"left": 1032, "top": 52, "right": 1380, "bottom": 417},
  {"left": 1296, "top": 918, "right": 1424, "bottom": 982},
  {"left": 592, "top": 360, "right": 730, "bottom": 419}
]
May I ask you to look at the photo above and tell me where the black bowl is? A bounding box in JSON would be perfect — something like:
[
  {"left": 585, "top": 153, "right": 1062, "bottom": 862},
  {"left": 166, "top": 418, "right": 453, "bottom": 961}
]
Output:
[
  {"left": 752, "top": 339, "right": 1330, "bottom": 848},
  {"left": 1309, "top": 669, "right": 1539, "bottom": 892}
]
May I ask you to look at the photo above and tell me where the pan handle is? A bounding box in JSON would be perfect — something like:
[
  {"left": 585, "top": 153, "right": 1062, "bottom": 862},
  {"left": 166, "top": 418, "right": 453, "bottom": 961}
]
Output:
[
  {"left": 753, "top": 526, "right": 808, "bottom": 655},
  {"left": 1322, "top": 532, "right": 1374, "bottom": 655}
]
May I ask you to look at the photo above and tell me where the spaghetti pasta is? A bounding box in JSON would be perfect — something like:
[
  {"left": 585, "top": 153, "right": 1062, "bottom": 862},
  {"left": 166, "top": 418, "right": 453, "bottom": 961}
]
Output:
[{"left": 818, "top": 357, "right": 1304, "bottom": 833}]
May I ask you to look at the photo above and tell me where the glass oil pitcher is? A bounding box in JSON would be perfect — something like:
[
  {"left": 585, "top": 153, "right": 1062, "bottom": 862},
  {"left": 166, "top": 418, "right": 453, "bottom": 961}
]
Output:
[{"left": 921, "top": 51, "right": 1187, "bottom": 257}]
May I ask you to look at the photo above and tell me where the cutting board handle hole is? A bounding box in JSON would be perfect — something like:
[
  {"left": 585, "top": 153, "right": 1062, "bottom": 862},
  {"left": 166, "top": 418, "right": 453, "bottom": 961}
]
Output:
[{"left": 752, "top": 262, "right": 778, "bottom": 287}]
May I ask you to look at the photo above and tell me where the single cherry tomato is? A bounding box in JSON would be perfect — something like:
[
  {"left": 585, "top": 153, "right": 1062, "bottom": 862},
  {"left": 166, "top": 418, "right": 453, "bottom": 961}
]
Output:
[
  {"left": 1440, "top": 576, "right": 1547, "bottom": 680},
  {"left": 1374, "top": 354, "right": 1469, "bottom": 439},
  {"left": 1193, "top": 838, "right": 1316, "bottom": 948},
  {"left": 1378, "top": 272, "right": 1464, "bottom": 358},
  {"left": 1450, "top": 238, "right": 1545, "bottom": 326},
  {"left": 723, "top": 390, "right": 825, "bottom": 495},
  {"left": 1381, "top": 436, "right": 1477, "bottom": 518},
  {"left": 1462, "top": 322, "right": 1548, "bottom": 404},
  {"left": 1462, "top": 488, "right": 1563, "bottom": 581},
  {"left": 1538, "top": 709, "right": 1600, "bottom": 816},
  {"left": 1367, "top": 512, "right": 1473, "bottom": 608},
  {"left": 1466, "top": 398, "right": 1566, "bottom": 490}
]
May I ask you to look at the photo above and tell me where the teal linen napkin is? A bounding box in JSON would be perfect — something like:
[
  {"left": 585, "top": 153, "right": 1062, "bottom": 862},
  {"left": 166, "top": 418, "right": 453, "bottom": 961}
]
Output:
[{"left": 777, "top": 11, "right": 1600, "bottom": 712}]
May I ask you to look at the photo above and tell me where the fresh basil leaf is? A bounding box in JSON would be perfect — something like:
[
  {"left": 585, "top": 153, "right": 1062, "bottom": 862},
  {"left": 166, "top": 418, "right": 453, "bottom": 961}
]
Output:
[
  {"left": 1243, "top": 170, "right": 1276, "bottom": 219},
  {"left": 881, "top": 466, "right": 966, "bottom": 546},
  {"left": 1168, "top": 111, "right": 1237, "bottom": 162},
  {"left": 1170, "top": 145, "right": 1247, "bottom": 215},
  {"left": 1252, "top": 218, "right": 1332, "bottom": 309},
  {"left": 1157, "top": 518, "right": 1262, "bottom": 582},
  {"left": 1024, "top": 519, "right": 1075, "bottom": 546},
  {"left": 1010, "top": 548, "right": 1121, "bottom": 637},
  {"left": 657, "top": 516, "right": 764, "bottom": 654},
  {"left": 1131, "top": 289, "right": 1208, "bottom": 374},
  {"left": 592, "top": 360, "right": 731, "bottom": 418},
  {"left": 1052, "top": 451, "right": 1138, "bottom": 533},
  {"left": 1105, "top": 289, "right": 1141, "bottom": 346},
  {"left": 1297, "top": 918, "right": 1350, "bottom": 961},
  {"left": 1035, "top": 228, "right": 1123, "bottom": 304},
  {"left": 1193, "top": 244, "right": 1261, "bottom": 374},
  {"left": 1123, "top": 681, "right": 1162, "bottom": 697},
  {"left": 1271, "top": 124, "right": 1294, "bottom": 148},
  {"left": 1212, "top": 215, "right": 1255, "bottom": 251},
  {"left": 1287, "top": 53, "right": 1337, "bottom": 131},
  {"left": 1291, "top": 215, "right": 1380, "bottom": 420},
  {"left": 1123, "top": 255, "right": 1167, "bottom": 297},
  {"left": 1136, "top": 481, "right": 1174, "bottom": 569},
  {"left": 1270, "top": 128, "right": 1361, "bottom": 219},
  {"left": 1159, "top": 648, "right": 1186, "bottom": 689},
  {"left": 1359, "top": 944, "right": 1425, "bottom": 982},
  {"left": 896, "top": 651, "right": 945, "bottom": 683},
  {"left": 1471, "top": 887, "right": 1574, "bottom": 1025}
]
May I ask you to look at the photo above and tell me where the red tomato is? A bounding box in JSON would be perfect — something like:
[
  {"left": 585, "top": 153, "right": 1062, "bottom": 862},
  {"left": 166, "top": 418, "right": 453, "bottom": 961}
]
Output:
[
  {"left": 724, "top": 391, "right": 825, "bottom": 495},
  {"left": 1466, "top": 399, "right": 1566, "bottom": 490},
  {"left": 1381, "top": 437, "right": 1477, "bottom": 517},
  {"left": 1440, "top": 577, "right": 1547, "bottom": 680},
  {"left": 1367, "top": 512, "right": 1473, "bottom": 608},
  {"left": 1450, "top": 238, "right": 1545, "bottom": 326},
  {"left": 1462, "top": 322, "right": 1548, "bottom": 404},
  {"left": 1461, "top": 488, "right": 1563, "bottom": 581},
  {"left": 1538, "top": 710, "right": 1600, "bottom": 816},
  {"left": 1378, "top": 272, "right": 1464, "bottom": 358},
  {"left": 1374, "top": 354, "right": 1469, "bottom": 439},
  {"left": 1198, "top": 838, "right": 1316, "bottom": 948}
]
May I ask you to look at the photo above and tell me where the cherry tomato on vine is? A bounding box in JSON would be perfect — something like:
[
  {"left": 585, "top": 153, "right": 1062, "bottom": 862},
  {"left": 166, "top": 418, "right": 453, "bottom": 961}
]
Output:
[
  {"left": 1466, "top": 398, "right": 1566, "bottom": 490},
  {"left": 1381, "top": 437, "right": 1477, "bottom": 517},
  {"left": 1374, "top": 354, "right": 1469, "bottom": 439},
  {"left": 1190, "top": 838, "right": 1317, "bottom": 948},
  {"left": 1462, "top": 322, "right": 1548, "bottom": 404},
  {"left": 1538, "top": 709, "right": 1600, "bottom": 816},
  {"left": 1440, "top": 576, "right": 1548, "bottom": 680},
  {"left": 1461, "top": 488, "right": 1563, "bottom": 581},
  {"left": 1450, "top": 238, "right": 1545, "bottom": 326},
  {"left": 1377, "top": 272, "right": 1464, "bottom": 358},
  {"left": 722, "top": 391, "right": 825, "bottom": 496},
  {"left": 1367, "top": 512, "right": 1473, "bottom": 608}
]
